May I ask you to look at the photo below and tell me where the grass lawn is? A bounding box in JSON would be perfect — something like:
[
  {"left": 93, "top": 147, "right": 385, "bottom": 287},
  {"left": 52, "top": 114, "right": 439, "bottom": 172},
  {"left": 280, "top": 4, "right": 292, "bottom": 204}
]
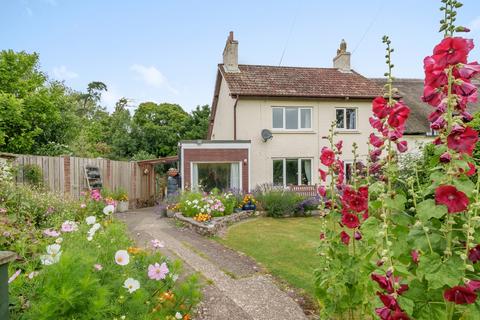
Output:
[{"left": 218, "top": 217, "right": 322, "bottom": 297}]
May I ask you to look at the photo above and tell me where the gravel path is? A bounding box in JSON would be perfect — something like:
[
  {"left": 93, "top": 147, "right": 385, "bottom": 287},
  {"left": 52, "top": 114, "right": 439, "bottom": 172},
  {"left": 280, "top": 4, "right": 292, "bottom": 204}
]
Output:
[{"left": 117, "top": 207, "right": 308, "bottom": 320}]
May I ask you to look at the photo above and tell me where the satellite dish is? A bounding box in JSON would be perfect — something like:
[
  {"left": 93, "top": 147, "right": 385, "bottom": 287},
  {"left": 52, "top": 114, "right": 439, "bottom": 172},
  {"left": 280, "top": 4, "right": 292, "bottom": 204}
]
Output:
[{"left": 261, "top": 129, "right": 273, "bottom": 142}]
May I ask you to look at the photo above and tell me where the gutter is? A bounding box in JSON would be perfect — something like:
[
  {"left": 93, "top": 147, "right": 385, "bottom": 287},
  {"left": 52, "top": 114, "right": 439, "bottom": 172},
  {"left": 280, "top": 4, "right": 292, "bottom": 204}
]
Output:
[{"left": 233, "top": 95, "right": 239, "bottom": 140}]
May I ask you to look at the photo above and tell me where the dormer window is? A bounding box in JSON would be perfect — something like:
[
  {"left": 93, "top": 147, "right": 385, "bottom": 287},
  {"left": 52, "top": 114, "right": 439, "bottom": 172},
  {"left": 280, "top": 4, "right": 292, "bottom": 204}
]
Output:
[
  {"left": 272, "top": 107, "right": 312, "bottom": 130},
  {"left": 336, "top": 108, "right": 357, "bottom": 130}
]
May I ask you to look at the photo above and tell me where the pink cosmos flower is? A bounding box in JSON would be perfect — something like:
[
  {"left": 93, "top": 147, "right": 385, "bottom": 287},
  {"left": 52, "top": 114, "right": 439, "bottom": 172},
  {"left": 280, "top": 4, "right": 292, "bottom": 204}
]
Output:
[
  {"left": 148, "top": 262, "right": 169, "bottom": 280},
  {"left": 151, "top": 239, "right": 165, "bottom": 249},
  {"left": 43, "top": 228, "right": 60, "bottom": 237},
  {"left": 94, "top": 264, "right": 103, "bottom": 271},
  {"left": 80, "top": 203, "right": 87, "bottom": 209},
  {"left": 61, "top": 221, "right": 78, "bottom": 233}
]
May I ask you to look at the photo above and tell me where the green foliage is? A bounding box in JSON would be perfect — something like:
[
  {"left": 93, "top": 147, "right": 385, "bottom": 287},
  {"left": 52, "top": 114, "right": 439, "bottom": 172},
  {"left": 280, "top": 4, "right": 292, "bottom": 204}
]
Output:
[
  {"left": 178, "top": 191, "right": 238, "bottom": 218},
  {"left": 256, "top": 190, "right": 303, "bottom": 218},
  {"left": 22, "top": 164, "right": 43, "bottom": 187}
]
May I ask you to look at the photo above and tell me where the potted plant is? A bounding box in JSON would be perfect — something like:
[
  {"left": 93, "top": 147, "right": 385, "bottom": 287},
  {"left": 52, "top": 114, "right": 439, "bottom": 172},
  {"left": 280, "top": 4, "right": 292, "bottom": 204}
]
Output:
[
  {"left": 115, "top": 189, "right": 129, "bottom": 213},
  {"left": 166, "top": 203, "right": 178, "bottom": 218},
  {"left": 241, "top": 194, "right": 257, "bottom": 211}
]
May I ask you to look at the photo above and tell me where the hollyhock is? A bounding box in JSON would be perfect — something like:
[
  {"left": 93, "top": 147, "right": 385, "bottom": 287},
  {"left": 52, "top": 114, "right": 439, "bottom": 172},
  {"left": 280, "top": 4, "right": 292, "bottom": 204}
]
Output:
[
  {"left": 432, "top": 37, "right": 474, "bottom": 67},
  {"left": 370, "top": 148, "right": 382, "bottom": 162},
  {"left": 318, "top": 185, "right": 327, "bottom": 197},
  {"left": 320, "top": 147, "right": 335, "bottom": 166},
  {"left": 458, "top": 62, "right": 480, "bottom": 79},
  {"left": 439, "top": 152, "right": 452, "bottom": 163},
  {"left": 369, "top": 133, "right": 384, "bottom": 148},
  {"left": 435, "top": 185, "right": 469, "bottom": 213},
  {"left": 340, "top": 231, "right": 350, "bottom": 245},
  {"left": 148, "top": 262, "right": 170, "bottom": 280},
  {"left": 467, "top": 280, "right": 480, "bottom": 292},
  {"left": 411, "top": 250, "right": 420, "bottom": 264},
  {"left": 466, "top": 162, "right": 476, "bottom": 176},
  {"left": 468, "top": 244, "right": 480, "bottom": 263},
  {"left": 319, "top": 169, "right": 327, "bottom": 182},
  {"left": 422, "top": 85, "right": 444, "bottom": 107},
  {"left": 319, "top": 233, "right": 325, "bottom": 240},
  {"left": 115, "top": 250, "right": 130, "bottom": 266},
  {"left": 370, "top": 117, "right": 384, "bottom": 131},
  {"left": 454, "top": 80, "right": 478, "bottom": 104},
  {"left": 388, "top": 101, "right": 410, "bottom": 128},
  {"left": 396, "top": 140, "right": 408, "bottom": 153},
  {"left": 123, "top": 278, "right": 140, "bottom": 293},
  {"left": 341, "top": 212, "right": 360, "bottom": 229},
  {"left": 430, "top": 116, "right": 446, "bottom": 130},
  {"left": 354, "top": 231, "right": 362, "bottom": 240},
  {"left": 444, "top": 285, "right": 477, "bottom": 304},
  {"left": 335, "top": 140, "right": 343, "bottom": 153},
  {"left": 342, "top": 187, "right": 368, "bottom": 213},
  {"left": 461, "top": 111, "right": 474, "bottom": 122},
  {"left": 387, "top": 126, "right": 406, "bottom": 141},
  {"left": 372, "top": 96, "right": 390, "bottom": 119}
]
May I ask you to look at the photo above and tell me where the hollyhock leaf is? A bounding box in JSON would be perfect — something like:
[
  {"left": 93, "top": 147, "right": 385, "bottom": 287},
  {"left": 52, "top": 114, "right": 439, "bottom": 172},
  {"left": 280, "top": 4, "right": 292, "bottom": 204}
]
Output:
[
  {"left": 397, "top": 295, "right": 414, "bottom": 315},
  {"left": 417, "top": 252, "right": 441, "bottom": 280},
  {"left": 416, "top": 303, "right": 447, "bottom": 319},
  {"left": 417, "top": 199, "right": 447, "bottom": 221},
  {"left": 384, "top": 194, "right": 406, "bottom": 213},
  {"left": 453, "top": 177, "right": 476, "bottom": 197},
  {"left": 407, "top": 228, "right": 431, "bottom": 253},
  {"left": 360, "top": 217, "right": 381, "bottom": 242},
  {"left": 425, "top": 256, "right": 464, "bottom": 289},
  {"left": 369, "top": 181, "right": 386, "bottom": 196}
]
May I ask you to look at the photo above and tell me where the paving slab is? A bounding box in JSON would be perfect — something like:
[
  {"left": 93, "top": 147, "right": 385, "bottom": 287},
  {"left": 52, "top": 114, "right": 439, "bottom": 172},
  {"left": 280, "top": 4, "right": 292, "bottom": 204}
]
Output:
[{"left": 118, "top": 207, "right": 308, "bottom": 320}]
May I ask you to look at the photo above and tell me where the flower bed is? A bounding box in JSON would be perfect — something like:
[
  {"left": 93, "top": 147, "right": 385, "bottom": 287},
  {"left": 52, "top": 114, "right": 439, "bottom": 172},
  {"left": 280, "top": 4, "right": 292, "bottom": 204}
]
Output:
[
  {"left": 174, "top": 210, "right": 260, "bottom": 236},
  {"left": 0, "top": 163, "right": 201, "bottom": 319}
]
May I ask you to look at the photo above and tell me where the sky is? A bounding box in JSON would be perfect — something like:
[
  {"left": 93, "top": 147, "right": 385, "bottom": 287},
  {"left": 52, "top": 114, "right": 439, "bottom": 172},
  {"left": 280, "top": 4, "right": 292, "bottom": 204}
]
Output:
[{"left": 1, "top": 0, "right": 480, "bottom": 112}]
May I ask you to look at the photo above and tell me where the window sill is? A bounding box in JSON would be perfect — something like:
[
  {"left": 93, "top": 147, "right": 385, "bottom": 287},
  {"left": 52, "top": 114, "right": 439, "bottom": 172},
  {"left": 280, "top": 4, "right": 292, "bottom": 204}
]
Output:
[
  {"left": 335, "top": 130, "right": 361, "bottom": 134},
  {"left": 271, "top": 130, "right": 316, "bottom": 134}
]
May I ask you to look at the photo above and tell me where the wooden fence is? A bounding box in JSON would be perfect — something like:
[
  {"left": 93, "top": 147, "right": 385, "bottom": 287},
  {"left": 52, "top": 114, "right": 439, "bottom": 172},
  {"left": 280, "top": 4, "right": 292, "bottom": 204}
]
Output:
[{"left": 3, "top": 154, "right": 158, "bottom": 208}]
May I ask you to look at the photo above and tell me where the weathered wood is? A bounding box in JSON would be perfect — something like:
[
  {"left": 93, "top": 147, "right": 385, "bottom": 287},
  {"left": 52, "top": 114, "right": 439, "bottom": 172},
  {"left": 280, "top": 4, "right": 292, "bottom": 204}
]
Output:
[{"left": 0, "top": 251, "right": 16, "bottom": 320}]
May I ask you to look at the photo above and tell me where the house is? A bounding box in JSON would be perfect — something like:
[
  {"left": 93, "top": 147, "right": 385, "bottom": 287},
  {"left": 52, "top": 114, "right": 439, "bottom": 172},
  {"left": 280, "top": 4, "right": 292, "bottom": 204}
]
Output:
[{"left": 178, "top": 32, "right": 479, "bottom": 193}]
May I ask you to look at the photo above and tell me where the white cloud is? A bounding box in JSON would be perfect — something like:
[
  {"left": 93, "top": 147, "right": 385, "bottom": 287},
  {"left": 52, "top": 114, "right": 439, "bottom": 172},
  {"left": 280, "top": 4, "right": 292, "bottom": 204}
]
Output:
[
  {"left": 52, "top": 65, "right": 78, "bottom": 80},
  {"left": 101, "top": 85, "right": 122, "bottom": 111},
  {"left": 469, "top": 16, "right": 480, "bottom": 32},
  {"left": 130, "top": 64, "right": 178, "bottom": 94}
]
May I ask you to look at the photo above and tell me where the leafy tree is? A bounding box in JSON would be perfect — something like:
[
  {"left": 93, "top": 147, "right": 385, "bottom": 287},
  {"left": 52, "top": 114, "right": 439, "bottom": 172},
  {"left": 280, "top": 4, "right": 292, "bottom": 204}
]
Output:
[
  {"left": 106, "top": 98, "right": 136, "bottom": 160},
  {"left": 132, "top": 102, "right": 189, "bottom": 157},
  {"left": 183, "top": 104, "right": 211, "bottom": 140}
]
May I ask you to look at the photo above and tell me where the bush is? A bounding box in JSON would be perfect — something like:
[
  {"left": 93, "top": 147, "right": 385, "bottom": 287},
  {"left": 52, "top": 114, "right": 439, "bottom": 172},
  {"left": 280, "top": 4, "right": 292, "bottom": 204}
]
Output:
[
  {"left": 294, "top": 196, "right": 320, "bottom": 216},
  {"left": 256, "top": 190, "right": 302, "bottom": 218},
  {"left": 178, "top": 191, "right": 238, "bottom": 218},
  {"left": 22, "top": 164, "right": 44, "bottom": 187}
]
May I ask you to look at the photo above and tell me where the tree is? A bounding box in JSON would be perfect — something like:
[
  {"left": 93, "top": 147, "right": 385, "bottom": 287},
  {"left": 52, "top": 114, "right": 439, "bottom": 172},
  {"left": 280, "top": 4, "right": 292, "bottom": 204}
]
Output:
[
  {"left": 183, "top": 104, "right": 211, "bottom": 140},
  {"left": 105, "top": 98, "right": 136, "bottom": 160},
  {"left": 132, "top": 102, "right": 189, "bottom": 157}
]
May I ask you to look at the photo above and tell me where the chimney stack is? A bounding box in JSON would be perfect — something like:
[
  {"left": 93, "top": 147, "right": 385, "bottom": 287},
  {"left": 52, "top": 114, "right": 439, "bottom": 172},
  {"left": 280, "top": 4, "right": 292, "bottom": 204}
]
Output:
[
  {"left": 333, "top": 39, "right": 351, "bottom": 72},
  {"left": 223, "top": 31, "right": 240, "bottom": 73}
]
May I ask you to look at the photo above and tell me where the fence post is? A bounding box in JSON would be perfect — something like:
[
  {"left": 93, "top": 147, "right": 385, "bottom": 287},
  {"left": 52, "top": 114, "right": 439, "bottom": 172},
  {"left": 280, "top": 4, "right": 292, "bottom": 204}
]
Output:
[{"left": 0, "top": 251, "right": 17, "bottom": 320}]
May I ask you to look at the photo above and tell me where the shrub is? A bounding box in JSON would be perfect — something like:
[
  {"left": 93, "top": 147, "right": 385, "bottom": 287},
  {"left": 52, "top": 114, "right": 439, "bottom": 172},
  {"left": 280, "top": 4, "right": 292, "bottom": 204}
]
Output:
[
  {"left": 256, "top": 190, "right": 302, "bottom": 218},
  {"left": 22, "top": 164, "right": 44, "bottom": 187},
  {"left": 294, "top": 196, "right": 320, "bottom": 216},
  {"left": 178, "top": 191, "right": 238, "bottom": 218}
]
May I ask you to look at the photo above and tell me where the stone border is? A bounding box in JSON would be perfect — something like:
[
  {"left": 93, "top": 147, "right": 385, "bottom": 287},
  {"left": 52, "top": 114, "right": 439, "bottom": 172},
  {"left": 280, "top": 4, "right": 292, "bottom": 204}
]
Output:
[{"left": 174, "top": 210, "right": 260, "bottom": 236}]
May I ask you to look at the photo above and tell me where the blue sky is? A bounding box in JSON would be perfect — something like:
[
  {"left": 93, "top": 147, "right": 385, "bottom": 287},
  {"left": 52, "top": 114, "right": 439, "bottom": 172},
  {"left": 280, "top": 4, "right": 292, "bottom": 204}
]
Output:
[{"left": 2, "top": 0, "right": 480, "bottom": 112}]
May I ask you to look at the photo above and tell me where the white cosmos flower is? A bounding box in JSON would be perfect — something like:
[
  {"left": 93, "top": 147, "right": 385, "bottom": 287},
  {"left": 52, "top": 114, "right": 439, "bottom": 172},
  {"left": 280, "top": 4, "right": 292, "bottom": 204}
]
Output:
[
  {"left": 175, "top": 312, "right": 182, "bottom": 319},
  {"left": 115, "top": 250, "right": 130, "bottom": 266},
  {"left": 123, "top": 278, "right": 140, "bottom": 293},
  {"left": 91, "top": 223, "right": 101, "bottom": 232},
  {"left": 55, "top": 237, "right": 63, "bottom": 244},
  {"left": 46, "top": 244, "right": 61, "bottom": 256},
  {"left": 87, "top": 236, "right": 93, "bottom": 241},
  {"left": 85, "top": 216, "right": 96, "bottom": 225},
  {"left": 103, "top": 205, "right": 115, "bottom": 215}
]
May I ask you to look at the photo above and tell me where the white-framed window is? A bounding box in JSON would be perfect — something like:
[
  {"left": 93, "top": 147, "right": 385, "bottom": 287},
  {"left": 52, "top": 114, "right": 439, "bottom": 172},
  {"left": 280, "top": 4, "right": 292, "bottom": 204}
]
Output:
[
  {"left": 344, "top": 161, "right": 353, "bottom": 183},
  {"left": 191, "top": 162, "right": 241, "bottom": 192},
  {"left": 272, "top": 158, "right": 312, "bottom": 186},
  {"left": 336, "top": 108, "right": 357, "bottom": 130},
  {"left": 272, "top": 107, "right": 312, "bottom": 130}
]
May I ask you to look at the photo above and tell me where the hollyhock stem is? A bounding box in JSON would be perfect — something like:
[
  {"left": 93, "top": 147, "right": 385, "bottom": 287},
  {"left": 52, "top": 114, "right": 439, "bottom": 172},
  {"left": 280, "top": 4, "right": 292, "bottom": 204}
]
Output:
[{"left": 446, "top": 301, "right": 454, "bottom": 320}]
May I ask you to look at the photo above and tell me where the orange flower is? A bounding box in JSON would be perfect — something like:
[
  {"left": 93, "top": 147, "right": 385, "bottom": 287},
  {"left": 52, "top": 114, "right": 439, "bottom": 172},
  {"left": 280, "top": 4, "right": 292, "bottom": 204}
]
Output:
[
  {"left": 127, "top": 247, "right": 142, "bottom": 254},
  {"left": 183, "top": 314, "right": 190, "bottom": 320}
]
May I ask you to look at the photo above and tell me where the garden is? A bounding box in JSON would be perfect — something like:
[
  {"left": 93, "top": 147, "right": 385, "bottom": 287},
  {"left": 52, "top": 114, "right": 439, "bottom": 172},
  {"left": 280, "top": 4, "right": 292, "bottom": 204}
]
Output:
[{"left": 1, "top": 161, "right": 201, "bottom": 320}]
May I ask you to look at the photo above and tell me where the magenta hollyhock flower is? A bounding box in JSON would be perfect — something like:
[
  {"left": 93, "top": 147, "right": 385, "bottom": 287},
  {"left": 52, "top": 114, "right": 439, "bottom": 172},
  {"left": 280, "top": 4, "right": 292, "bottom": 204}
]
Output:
[
  {"left": 372, "top": 96, "right": 390, "bottom": 119},
  {"left": 320, "top": 147, "right": 335, "bottom": 166},
  {"left": 411, "top": 250, "right": 420, "bottom": 264},
  {"left": 148, "top": 262, "right": 169, "bottom": 280},
  {"left": 466, "top": 163, "right": 476, "bottom": 176},
  {"left": 318, "top": 169, "right": 327, "bottom": 182},
  {"left": 447, "top": 126, "right": 478, "bottom": 155},
  {"left": 422, "top": 85, "right": 444, "bottom": 107},
  {"left": 458, "top": 62, "right": 480, "bottom": 79},
  {"left": 439, "top": 152, "right": 452, "bottom": 163},
  {"left": 317, "top": 186, "right": 326, "bottom": 197},
  {"left": 396, "top": 140, "right": 408, "bottom": 153},
  {"left": 340, "top": 231, "right": 350, "bottom": 245},
  {"left": 354, "top": 231, "right": 362, "bottom": 240},
  {"left": 341, "top": 186, "right": 368, "bottom": 213},
  {"left": 432, "top": 37, "right": 474, "bottom": 67},
  {"left": 335, "top": 140, "right": 343, "bottom": 153},
  {"left": 341, "top": 212, "right": 360, "bottom": 229},
  {"left": 369, "top": 117, "right": 384, "bottom": 131},
  {"left": 319, "top": 233, "right": 325, "bottom": 240},
  {"left": 369, "top": 133, "right": 384, "bottom": 148},
  {"left": 388, "top": 101, "right": 410, "bottom": 128},
  {"left": 444, "top": 285, "right": 477, "bottom": 304},
  {"left": 468, "top": 244, "right": 480, "bottom": 263},
  {"left": 467, "top": 280, "right": 480, "bottom": 292},
  {"left": 435, "top": 185, "right": 469, "bottom": 213}
]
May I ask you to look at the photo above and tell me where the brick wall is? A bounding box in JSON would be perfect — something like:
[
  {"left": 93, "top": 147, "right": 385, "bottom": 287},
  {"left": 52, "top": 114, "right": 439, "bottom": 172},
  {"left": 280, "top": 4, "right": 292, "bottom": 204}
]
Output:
[{"left": 183, "top": 148, "right": 249, "bottom": 192}]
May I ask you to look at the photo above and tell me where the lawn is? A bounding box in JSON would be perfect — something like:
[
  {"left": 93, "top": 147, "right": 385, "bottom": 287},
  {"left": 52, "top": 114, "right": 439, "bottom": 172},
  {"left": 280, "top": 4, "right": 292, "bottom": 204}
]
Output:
[{"left": 218, "top": 217, "right": 322, "bottom": 297}]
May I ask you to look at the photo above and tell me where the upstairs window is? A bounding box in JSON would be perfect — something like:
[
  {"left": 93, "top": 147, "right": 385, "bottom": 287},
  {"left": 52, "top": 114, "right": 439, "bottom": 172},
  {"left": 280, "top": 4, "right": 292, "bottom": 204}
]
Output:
[
  {"left": 272, "top": 107, "right": 312, "bottom": 130},
  {"left": 336, "top": 108, "right": 357, "bottom": 130}
]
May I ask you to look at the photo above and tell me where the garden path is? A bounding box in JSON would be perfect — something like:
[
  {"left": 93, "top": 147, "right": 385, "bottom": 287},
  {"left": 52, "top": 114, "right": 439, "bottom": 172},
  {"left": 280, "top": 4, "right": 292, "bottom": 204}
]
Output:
[{"left": 118, "top": 207, "right": 308, "bottom": 320}]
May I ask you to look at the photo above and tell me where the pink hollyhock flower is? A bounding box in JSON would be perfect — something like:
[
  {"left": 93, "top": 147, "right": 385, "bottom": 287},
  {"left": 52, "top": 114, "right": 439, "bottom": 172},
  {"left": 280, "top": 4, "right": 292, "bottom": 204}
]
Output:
[
  {"left": 435, "top": 185, "right": 469, "bottom": 213},
  {"left": 341, "top": 186, "right": 368, "bottom": 213},
  {"left": 467, "top": 280, "right": 480, "bottom": 292},
  {"left": 43, "top": 228, "right": 60, "bottom": 237},
  {"left": 8, "top": 269, "right": 21, "bottom": 284},
  {"left": 319, "top": 233, "right": 325, "bottom": 240},
  {"left": 94, "top": 264, "right": 103, "bottom": 271},
  {"left": 396, "top": 140, "right": 408, "bottom": 153},
  {"left": 148, "top": 262, "right": 169, "bottom": 280},
  {"left": 411, "top": 250, "right": 420, "bottom": 264},
  {"left": 320, "top": 147, "right": 335, "bottom": 166},
  {"left": 444, "top": 285, "right": 477, "bottom": 304},
  {"left": 372, "top": 96, "right": 390, "bottom": 119},
  {"left": 430, "top": 116, "right": 446, "bottom": 130},
  {"left": 61, "top": 221, "right": 78, "bottom": 233},
  {"left": 317, "top": 186, "right": 326, "bottom": 197},
  {"left": 354, "top": 231, "right": 362, "bottom": 240},
  {"left": 369, "top": 117, "right": 384, "bottom": 131},
  {"left": 461, "top": 111, "right": 474, "bottom": 122},
  {"left": 340, "top": 231, "right": 350, "bottom": 245},
  {"left": 468, "top": 244, "right": 480, "bottom": 263},
  {"left": 458, "top": 62, "right": 480, "bottom": 79},
  {"left": 466, "top": 162, "right": 476, "bottom": 176},
  {"left": 369, "top": 133, "right": 384, "bottom": 148},
  {"left": 319, "top": 169, "right": 327, "bottom": 182},
  {"left": 439, "top": 152, "right": 452, "bottom": 163},
  {"left": 454, "top": 80, "right": 478, "bottom": 103},
  {"left": 422, "top": 85, "right": 444, "bottom": 107},
  {"left": 341, "top": 212, "right": 360, "bottom": 229},
  {"left": 447, "top": 126, "right": 478, "bottom": 155},
  {"left": 370, "top": 148, "right": 382, "bottom": 162},
  {"left": 335, "top": 140, "right": 343, "bottom": 153},
  {"left": 388, "top": 101, "right": 410, "bottom": 128},
  {"left": 432, "top": 37, "right": 474, "bottom": 67}
]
